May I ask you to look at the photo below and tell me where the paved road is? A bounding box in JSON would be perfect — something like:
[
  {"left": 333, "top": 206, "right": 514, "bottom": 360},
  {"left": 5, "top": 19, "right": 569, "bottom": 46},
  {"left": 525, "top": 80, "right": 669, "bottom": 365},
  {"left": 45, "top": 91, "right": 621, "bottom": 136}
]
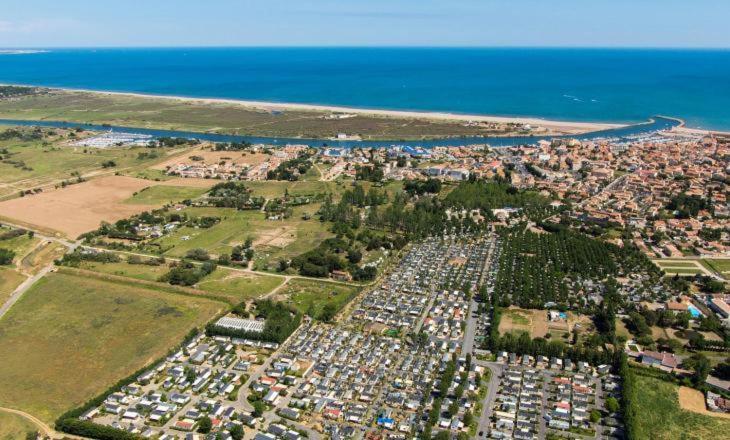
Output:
[
  {"left": 0, "top": 264, "right": 53, "bottom": 320},
  {"left": 474, "top": 361, "right": 504, "bottom": 438}
]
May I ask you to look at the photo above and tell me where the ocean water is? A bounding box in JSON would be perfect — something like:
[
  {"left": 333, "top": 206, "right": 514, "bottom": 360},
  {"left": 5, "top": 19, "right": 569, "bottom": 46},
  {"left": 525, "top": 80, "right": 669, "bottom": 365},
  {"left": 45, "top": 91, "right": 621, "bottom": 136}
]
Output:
[{"left": 0, "top": 48, "right": 729, "bottom": 130}]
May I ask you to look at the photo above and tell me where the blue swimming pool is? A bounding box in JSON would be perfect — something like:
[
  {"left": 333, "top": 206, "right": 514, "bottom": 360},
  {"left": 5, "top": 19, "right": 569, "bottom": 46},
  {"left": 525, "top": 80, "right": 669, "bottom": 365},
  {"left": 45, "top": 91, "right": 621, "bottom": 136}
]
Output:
[{"left": 688, "top": 305, "right": 702, "bottom": 318}]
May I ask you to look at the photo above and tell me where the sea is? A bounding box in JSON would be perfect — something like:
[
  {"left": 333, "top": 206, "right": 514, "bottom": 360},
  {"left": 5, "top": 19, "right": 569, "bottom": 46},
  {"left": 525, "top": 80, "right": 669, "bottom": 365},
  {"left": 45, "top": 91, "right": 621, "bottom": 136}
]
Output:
[{"left": 0, "top": 47, "right": 729, "bottom": 131}]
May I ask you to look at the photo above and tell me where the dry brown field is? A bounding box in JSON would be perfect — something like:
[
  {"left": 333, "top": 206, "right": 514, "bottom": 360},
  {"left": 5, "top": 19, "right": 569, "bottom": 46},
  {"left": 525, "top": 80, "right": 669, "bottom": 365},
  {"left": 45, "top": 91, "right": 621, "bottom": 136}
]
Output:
[{"left": 0, "top": 176, "right": 156, "bottom": 238}]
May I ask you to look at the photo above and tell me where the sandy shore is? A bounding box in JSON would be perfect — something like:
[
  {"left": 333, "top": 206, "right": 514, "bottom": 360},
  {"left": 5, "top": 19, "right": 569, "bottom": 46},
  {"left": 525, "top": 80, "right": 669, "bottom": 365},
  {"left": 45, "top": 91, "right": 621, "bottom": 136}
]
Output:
[{"left": 38, "top": 85, "right": 624, "bottom": 134}]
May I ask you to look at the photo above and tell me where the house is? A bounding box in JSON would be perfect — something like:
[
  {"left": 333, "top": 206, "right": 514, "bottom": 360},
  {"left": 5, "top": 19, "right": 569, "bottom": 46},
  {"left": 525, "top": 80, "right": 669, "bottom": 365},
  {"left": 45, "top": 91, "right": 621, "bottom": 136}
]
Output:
[{"left": 641, "top": 351, "right": 679, "bottom": 372}]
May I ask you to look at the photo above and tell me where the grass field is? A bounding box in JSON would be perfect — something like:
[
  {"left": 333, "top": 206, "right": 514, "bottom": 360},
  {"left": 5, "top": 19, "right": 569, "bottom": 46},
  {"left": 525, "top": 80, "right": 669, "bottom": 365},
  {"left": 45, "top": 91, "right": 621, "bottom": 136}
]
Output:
[
  {"left": 151, "top": 206, "right": 331, "bottom": 268},
  {"left": 0, "top": 271, "right": 224, "bottom": 423},
  {"left": 78, "top": 260, "right": 170, "bottom": 282},
  {"left": 0, "top": 412, "right": 38, "bottom": 440},
  {"left": 76, "top": 260, "right": 282, "bottom": 303},
  {"left": 196, "top": 268, "right": 283, "bottom": 302},
  {"left": 702, "top": 259, "right": 730, "bottom": 279},
  {"left": 632, "top": 373, "right": 730, "bottom": 439},
  {"left": 0, "top": 128, "right": 176, "bottom": 199},
  {"left": 277, "top": 278, "right": 361, "bottom": 319},
  {"left": 124, "top": 184, "right": 209, "bottom": 205},
  {"left": 662, "top": 268, "right": 704, "bottom": 275},
  {"left": 0, "top": 90, "right": 538, "bottom": 140},
  {"left": 0, "top": 232, "right": 38, "bottom": 261},
  {"left": 654, "top": 260, "right": 701, "bottom": 268},
  {"left": 0, "top": 266, "right": 25, "bottom": 305},
  {"left": 498, "top": 308, "right": 548, "bottom": 338}
]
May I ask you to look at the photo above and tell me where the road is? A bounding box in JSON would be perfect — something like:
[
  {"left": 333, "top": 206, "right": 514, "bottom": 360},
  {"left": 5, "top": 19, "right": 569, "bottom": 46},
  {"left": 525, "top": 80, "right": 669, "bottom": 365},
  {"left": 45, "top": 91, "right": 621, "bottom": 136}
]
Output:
[{"left": 474, "top": 361, "right": 503, "bottom": 438}]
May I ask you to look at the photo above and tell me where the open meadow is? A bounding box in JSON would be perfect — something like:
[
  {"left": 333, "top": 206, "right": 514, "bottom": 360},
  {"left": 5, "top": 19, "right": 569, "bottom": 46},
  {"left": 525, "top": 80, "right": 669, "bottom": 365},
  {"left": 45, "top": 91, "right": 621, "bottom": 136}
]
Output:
[
  {"left": 0, "top": 411, "right": 38, "bottom": 440},
  {"left": 150, "top": 205, "right": 331, "bottom": 269},
  {"left": 631, "top": 373, "right": 730, "bottom": 439},
  {"left": 0, "top": 271, "right": 225, "bottom": 423},
  {"left": 0, "top": 126, "right": 185, "bottom": 199},
  {"left": 275, "top": 278, "right": 361, "bottom": 319},
  {"left": 78, "top": 258, "right": 283, "bottom": 303}
]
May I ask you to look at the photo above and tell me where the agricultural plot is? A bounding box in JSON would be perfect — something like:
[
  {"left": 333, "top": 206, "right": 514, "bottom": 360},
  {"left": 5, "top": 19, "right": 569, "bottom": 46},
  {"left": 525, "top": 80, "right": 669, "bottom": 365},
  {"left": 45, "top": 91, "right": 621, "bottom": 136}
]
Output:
[
  {"left": 631, "top": 374, "right": 730, "bottom": 439},
  {"left": 275, "top": 278, "right": 361, "bottom": 319},
  {"left": 0, "top": 176, "right": 215, "bottom": 238},
  {"left": 0, "top": 271, "right": 224, "bottom": 423}
]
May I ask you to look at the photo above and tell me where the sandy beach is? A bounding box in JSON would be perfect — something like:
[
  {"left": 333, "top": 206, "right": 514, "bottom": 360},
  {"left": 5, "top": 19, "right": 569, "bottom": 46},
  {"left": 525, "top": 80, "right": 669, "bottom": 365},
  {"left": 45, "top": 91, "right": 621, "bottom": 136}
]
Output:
[{"left": 44, "top": 86, "right": 624, "bottom": 134}]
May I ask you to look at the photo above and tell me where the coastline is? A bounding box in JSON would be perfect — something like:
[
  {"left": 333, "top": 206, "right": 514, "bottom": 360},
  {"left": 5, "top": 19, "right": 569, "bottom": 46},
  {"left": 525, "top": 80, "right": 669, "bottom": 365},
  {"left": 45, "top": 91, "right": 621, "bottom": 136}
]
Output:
[{"left": 4, "top": 84, "right": 625, "bottom": 135}]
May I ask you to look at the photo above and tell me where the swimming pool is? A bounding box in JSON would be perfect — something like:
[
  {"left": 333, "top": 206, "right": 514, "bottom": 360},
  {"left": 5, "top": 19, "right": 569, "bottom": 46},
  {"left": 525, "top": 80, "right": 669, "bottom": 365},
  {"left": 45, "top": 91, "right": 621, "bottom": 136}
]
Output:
[{"left": 688, "top": 305, "right": 702, "bottom": 318}]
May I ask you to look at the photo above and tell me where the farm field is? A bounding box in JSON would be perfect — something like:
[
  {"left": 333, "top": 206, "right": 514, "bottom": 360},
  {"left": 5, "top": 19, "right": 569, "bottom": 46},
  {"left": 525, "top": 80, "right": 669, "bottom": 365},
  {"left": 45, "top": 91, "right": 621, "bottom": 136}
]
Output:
[
  {"left": 0, "top": 176, "right": 157, "bottom": 238},
  {"left": 123, "top": 184, "right": 209, "bottom": 205},
  {"left": 0, "top": 89, "right": 539, "bottom": 140},
  {"left": 0, "top": 271, "right": 224, "bottom": 423},
  {"left": 0, "top": 176, "right": 217, "bottom": 238},
  {"left": 0, "top": 411, "right": 38, "bottom": 440},
  {"left": 276, "top": 278, "right": 361, "bottom": 319},
  {"left": 631, "top": 374, "right": 730, "bottom": 439},
  {"left": 196, "top": 268, "right": 284, "bottom": 302}
]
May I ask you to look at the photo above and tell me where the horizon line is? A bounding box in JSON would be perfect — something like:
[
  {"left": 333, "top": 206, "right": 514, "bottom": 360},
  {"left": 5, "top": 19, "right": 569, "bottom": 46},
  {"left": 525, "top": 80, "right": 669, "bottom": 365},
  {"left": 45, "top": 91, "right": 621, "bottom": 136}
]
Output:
[{"left": 2, "top": 45, "right": 730, "bottom": 51}]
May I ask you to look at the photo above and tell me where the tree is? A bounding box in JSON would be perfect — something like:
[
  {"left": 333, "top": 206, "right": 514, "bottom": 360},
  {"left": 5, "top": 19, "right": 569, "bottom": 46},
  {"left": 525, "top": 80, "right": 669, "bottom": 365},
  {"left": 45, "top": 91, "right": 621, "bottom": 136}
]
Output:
[
  {"left": 433, "top": 431, "right": 450, "bottom": 440},
  {"left": 197, "top": 416, "right": 212, "bottom": 433},
  {"left": 0, "top": 248, "right": 15, "bottom": 265},
  {"left": 590, "top": 409, "right": 601, "bottom": 423},
  {"left": 229, "top": 424, "right": 244, "bottom": 440},
  {"left": 605, "top": 396, "right": 620, "bottom": 413},
  {"left": 685, "top": 353, "right": 711, "bottom": 386},
  {"left": 252, "top": 400, "right": 266, "bottom": 417}
]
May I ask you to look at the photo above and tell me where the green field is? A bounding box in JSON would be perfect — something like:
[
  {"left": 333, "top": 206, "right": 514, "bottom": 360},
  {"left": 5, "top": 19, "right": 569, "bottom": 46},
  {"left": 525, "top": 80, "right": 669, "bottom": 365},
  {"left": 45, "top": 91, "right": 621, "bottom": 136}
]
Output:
[
  {"left": 77, "top": 259, "right": 282, "bottom": 303},
  {"left": 0, "top": 90, "right": 532, "bottom": 140},
  {"left": 196, "top": 268, "right": 283, "bottom": 302},
  {"left": 124, "top": 185, "right": 209, "bottom": 205},
  {"left": 78, "top": 260, "right": 170, "bottom": 282},
  {"left": 662, "top": 268, "right": 703, "bottom": 275},
  {"left": 0, "top": 412, "right": 38, "bottom": 440},
  {"left": 631, "top": 374, "right": 730, "bottom": 439},
  {"left": 702, "top": 259, "right": 730, "bottom": 279},
  {"left": 0, "top": 233, "right": 39, "bottom": 261},
  {"left": 654, "top": 260, "right": 701, "bottom": 268},
  {"left": 150, "top": 206, "right": 331, "bottom": 268},
  {"left": 0, "top": 272, "right": 224, "bottom": 423},
  {"left": 0, "top": 267, "right": 25, "bottom": 304},
  {"left": 278, "top": 278, "right": 361, "bottom": 319},
  {"left": 0, "top": 128, "right": 176, "bottom": 198}
]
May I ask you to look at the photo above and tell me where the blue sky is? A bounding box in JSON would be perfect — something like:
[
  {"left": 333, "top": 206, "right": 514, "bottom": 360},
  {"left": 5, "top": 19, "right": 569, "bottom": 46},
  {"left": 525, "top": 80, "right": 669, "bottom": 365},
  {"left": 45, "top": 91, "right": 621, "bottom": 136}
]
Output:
[{"left": 2, "top": 0, "right": 729, "bottom": 48}]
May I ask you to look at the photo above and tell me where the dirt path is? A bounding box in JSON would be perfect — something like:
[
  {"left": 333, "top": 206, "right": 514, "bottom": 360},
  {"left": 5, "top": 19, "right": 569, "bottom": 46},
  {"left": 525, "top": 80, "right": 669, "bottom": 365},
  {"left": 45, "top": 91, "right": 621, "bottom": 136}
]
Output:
[
  {"left": 0, "top": 406, "right": 60, "bottom": 438},
  {"left": 678, "top": 386, "right": 730, "bottom": 419}
]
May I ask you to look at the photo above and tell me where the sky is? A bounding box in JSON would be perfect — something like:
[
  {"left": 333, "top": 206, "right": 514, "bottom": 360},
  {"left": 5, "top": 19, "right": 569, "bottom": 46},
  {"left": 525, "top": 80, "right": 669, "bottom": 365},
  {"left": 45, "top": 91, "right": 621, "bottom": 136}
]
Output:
[{"left": 2, "top": 0, "right": 729, "bottom": 48}]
